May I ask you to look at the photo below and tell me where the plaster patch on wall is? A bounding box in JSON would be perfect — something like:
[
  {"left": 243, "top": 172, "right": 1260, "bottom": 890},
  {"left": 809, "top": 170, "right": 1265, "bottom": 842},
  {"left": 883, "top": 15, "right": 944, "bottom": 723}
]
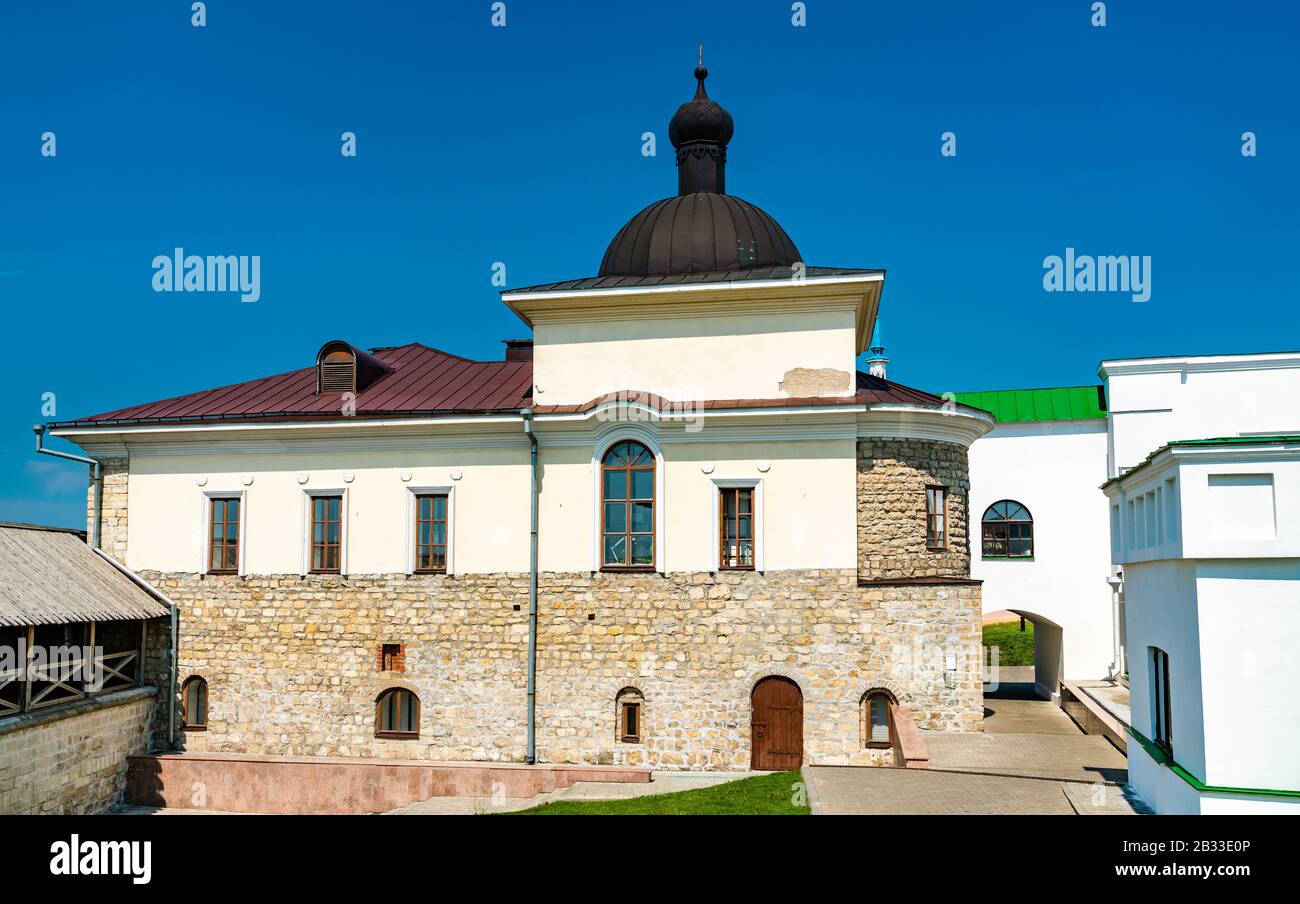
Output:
[{"left": 778, "top": 367, "right": 853, "bottom": 397}]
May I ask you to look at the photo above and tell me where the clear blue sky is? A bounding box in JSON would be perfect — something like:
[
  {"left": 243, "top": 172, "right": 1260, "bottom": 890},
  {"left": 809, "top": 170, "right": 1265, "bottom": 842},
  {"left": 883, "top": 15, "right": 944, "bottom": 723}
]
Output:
[{"left": 3, "top": 1, "right": 1297, "bottom": 528}]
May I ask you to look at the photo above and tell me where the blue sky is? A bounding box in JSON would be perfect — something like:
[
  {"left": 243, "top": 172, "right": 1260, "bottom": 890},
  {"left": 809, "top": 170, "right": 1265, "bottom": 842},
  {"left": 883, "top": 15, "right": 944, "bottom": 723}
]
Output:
[{"left": 2, "top": 1, "right": 1297, "bottom": 527}]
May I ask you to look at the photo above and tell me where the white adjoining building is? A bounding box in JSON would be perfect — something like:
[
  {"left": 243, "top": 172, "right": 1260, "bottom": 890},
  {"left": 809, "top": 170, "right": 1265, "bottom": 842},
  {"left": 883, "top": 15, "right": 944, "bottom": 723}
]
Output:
[
  {"left": 958, "top": 351, "right": 1300, "bottom": 700},
  {"left": 1103, "top": 435, "right": 1300, "bottom": 814}
]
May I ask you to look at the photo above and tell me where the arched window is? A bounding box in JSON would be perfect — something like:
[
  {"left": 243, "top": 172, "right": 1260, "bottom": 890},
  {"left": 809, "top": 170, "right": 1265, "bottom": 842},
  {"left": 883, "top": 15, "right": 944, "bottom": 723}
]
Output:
[
  {"left": 181, "top": 677, "right": 208, "bottom": 731},
  {"left": 616, "top": 687, "right": 644, "bottom": 743},
  {"left": 375, "top": 688, "right": 420, "bottom": 739},
  {"left": 982, "top": 500, "right": 1034, "bottom": 558},
  {"left": 862, "top": 689, "right": 896, "bottom": 748},
  {"left": 601, "top": 441, "right": 655, "bottom": 569}
]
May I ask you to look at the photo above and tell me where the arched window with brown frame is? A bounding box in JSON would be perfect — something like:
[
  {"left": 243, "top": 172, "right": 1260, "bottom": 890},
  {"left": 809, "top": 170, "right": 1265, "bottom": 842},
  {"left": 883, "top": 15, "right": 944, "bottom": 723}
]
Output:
[
  {"left": 861, "top": 689, "right": 896, "bottom": 748},
  {"left": 375, "top": 687, "right": 419, "bottom": 739},
  {"left": 601, "top": 441, "right": 655, "bottom": 569},
  {"left": 982, "top": 500, "right": 1034, "bottom": 559},
  {"left": 616, "top": 687, "right": 645, "bottom": 744},
  {"left": 182, "top": 676, "right": 208, "bottom": 731}
]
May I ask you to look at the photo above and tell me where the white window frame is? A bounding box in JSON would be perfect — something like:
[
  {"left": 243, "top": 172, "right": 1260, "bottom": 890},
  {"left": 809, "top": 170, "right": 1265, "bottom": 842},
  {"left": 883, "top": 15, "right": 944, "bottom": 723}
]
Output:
[
  {"left": 711, "top": 478, "right": 763, "bottom": 572},
  {"left": 591, "top": 430, "right": 664, "bottom": 572},
  {"left": 301, "top": 487, "right": 349, "bottom": 576},
  {"left": 405, "top": 485, "right": 455, "bottom": 575},
  {"left": 200, "top": 489, "right": 247, "bottom": 576}
]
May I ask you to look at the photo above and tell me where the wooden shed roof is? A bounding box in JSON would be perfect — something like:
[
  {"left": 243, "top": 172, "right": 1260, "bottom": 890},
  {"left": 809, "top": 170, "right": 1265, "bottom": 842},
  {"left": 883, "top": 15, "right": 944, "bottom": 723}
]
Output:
[{"left": 0, "top": 523, "right": 170, "bottom": 627}]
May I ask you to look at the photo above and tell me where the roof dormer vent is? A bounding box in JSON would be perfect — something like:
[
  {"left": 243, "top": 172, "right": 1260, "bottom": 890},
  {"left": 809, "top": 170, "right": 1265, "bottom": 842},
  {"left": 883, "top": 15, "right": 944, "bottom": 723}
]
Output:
[{"left": 315, "top": 340, "right": 392, "bottom": 395}]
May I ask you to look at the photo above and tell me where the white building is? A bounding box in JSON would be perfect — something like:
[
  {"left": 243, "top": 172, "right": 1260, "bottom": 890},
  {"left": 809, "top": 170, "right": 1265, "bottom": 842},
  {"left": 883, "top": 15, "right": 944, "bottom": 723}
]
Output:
[
  {"left": 959, "top": 387, "right": 1113, "bottom": 699},
  {"left": 960, "top": 350, "right": 1300, "bottom": 699},
  {"left": 1103, "top": 435, "right": 1300, "bottom": 814}
]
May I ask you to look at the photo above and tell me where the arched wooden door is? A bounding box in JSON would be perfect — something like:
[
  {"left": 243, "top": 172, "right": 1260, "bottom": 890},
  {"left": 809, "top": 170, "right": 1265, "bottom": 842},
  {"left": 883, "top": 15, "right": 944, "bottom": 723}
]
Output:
[{"left": 751, "top": 676, "right": 803, "bottom": 770}]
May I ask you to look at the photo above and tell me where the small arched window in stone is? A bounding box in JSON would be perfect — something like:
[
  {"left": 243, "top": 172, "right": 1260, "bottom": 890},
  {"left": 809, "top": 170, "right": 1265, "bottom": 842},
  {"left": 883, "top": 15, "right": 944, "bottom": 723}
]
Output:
[
  {"left": 376, "top": 687, "right": 419, "bottom": 739},
  {"left": 182, "top": 676, "right": 208, "bottom": 731},
  {"left": 861, "top": 689, "right": 896, "bottom": 749},
  {"left": 616, "top": 687, "right": 644, "bottom": 744}
]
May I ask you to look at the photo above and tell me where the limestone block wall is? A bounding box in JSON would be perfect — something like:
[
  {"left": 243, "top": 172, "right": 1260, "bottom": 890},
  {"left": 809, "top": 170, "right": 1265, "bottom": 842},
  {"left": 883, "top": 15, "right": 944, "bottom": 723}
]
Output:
[
  {"left": 86, "top": 455, "right": 129, "bottom": 563},
  {"left": 142, "top": 569, "right": 982, "bottom": 770},
  {"left": 857, "top": 438, "right": 972, "bottom": 580},
  {"left": 0, "top": 688, "right": 156, "bottom": 814}
]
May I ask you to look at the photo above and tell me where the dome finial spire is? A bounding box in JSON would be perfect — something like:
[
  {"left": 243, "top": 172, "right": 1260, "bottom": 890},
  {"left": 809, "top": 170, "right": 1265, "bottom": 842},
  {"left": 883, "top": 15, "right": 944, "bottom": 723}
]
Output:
[{"left": 669, "top": 54, "right": 733, "bottom": 194}]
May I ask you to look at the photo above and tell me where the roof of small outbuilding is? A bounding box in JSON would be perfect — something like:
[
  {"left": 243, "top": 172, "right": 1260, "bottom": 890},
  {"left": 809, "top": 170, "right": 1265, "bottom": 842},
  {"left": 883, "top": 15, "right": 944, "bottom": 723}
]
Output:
[{"left": 0, "top": 523, "right": 171, "bottom": 627}]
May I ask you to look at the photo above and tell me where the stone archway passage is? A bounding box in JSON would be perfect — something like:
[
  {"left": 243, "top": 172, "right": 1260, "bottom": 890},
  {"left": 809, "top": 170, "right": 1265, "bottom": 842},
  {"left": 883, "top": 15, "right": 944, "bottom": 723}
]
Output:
[{"left": 751, "top": 676, "right": 803, "bottom": 770}]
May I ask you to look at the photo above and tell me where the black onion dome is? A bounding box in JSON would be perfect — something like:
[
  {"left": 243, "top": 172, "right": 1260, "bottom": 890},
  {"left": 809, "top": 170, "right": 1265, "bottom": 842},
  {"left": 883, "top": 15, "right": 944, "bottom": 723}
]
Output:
[
  {"left": 668, "top": 65, "right": 734, "bottom": 148},
  {"left": 598, "top": 193, "right": 801, "bottom": 277}
]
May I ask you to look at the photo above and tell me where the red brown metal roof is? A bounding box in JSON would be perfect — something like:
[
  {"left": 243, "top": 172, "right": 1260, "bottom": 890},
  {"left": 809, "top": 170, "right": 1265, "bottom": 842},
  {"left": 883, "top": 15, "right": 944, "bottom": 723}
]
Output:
[
  {"left": 50, "top": 344, "right": 981, "bottom": 429},
  {"left": 50, "top": 343, "right": 534, "bottom": 427}
]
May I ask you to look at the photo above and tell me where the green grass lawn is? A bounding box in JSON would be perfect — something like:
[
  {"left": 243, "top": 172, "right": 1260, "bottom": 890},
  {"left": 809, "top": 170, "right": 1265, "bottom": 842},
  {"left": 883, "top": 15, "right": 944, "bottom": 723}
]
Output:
[
  {"left": 508, "top": 770, "right": 810, "bottom": 815},
  {"left": 983, "top": 619, "right": 1035, "bottom": 667}
]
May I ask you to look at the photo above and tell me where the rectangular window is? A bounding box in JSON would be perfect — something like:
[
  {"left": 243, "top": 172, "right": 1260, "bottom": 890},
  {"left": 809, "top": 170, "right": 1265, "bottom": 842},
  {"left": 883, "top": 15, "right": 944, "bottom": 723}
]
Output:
[
  {"left": 719, "top": 487, "right": 755, "bottom": 570},
  {"left": 1151, "top": 647, "right": 1172, "bottom": 755},
  {"left": 621, "top": 701, "right": 641, "bottom": 742},
  {"left": 380, "top": 643, "right": 403, "bottom": 672},
  {"left": 311, "top": 495, "right": 342, "bottom": 573},
  {"left": 926, "top": 486, "right": 947, "bottom": 550},
  {"left": 208, "top": 497, "right": 240, "bottom": 574},
  {"left": 415, "top": 493, "right": 448, "bottom": 573}
]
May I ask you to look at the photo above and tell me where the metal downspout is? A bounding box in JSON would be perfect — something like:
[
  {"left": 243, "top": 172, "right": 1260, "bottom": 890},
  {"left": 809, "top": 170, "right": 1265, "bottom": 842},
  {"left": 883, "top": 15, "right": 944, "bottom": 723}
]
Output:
[
  {"left": 521, "top": 409, "right": 540, "bottom": 764},
  {"left": 34, "top": 424, "right": 179, "bottom": 749}
]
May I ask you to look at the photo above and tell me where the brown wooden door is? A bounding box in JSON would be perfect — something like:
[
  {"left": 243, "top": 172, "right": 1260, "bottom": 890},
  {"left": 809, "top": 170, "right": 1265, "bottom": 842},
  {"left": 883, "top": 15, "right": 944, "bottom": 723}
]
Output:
[{"left": 751, "top": 676, "right": 803, "bottom": 770}]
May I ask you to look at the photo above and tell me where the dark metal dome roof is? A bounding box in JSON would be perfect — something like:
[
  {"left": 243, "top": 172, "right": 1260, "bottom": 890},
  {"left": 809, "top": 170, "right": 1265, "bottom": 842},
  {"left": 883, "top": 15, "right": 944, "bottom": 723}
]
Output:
[{"left": 598, "top": 193, "right": 802, "bottom": 277}]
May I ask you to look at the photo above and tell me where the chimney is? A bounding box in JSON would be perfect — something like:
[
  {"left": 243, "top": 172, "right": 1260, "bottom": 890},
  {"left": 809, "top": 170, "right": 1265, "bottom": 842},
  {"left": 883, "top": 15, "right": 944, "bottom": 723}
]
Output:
[{"left": 503, "top": 339, "right": 533, "bottom": 363}]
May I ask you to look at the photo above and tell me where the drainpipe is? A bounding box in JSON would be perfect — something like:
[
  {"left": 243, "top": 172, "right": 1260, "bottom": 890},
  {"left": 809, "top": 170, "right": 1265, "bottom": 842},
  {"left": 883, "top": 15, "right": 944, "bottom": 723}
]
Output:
[
  {"left": 521, "top": 409, "right": 540, "bottom": 764},
  {"left": 34, "top": 424, "right": 102, "bottom": 549},
  {"left": 34, "top": 424, "right": 179, "bottom": 749}
]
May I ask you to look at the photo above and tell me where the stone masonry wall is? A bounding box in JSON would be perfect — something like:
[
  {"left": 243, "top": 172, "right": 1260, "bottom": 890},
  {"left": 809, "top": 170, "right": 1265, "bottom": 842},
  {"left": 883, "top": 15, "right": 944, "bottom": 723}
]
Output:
[
  {"left": 0, "top": 689, "right": 156, "bottom": 814},
  {"left": 142, "top": 569, "right": 982, "bottom": 770},
  {"left": 87, "top": 455, "right": 129, "bottom": 563},
  {"left": 857, "top": 438, "right": 971, "bottom": 580}
]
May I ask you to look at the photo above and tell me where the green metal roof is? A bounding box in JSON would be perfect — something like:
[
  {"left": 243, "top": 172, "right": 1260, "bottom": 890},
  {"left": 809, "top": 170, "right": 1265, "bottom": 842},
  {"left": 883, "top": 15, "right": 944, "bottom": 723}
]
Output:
[{"left": 952, "top": 385, "right": 1107, "bottom": 424}]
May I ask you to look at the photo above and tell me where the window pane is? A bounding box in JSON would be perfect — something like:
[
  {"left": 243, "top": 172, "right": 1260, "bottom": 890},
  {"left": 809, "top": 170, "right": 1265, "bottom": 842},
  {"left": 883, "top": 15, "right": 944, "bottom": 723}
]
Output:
[
  {"left": 724, "top": 491, "right": 737, "bottom": 517},
  {"left": 227, "top": 499, "right": 238, "bottom": 519},
  {"left": 631, "top": 535, "right": 653, "bottom": 565},
  {"left": 603, "top": 469, "right": 627, "bottom": 500},
  {"left": 630, "top": 469, "right": 653, "bottom": 499},
  {"left": 738, "top": 490, "right": 751, "bottom": 514},
  {"left": 631, "top": 502, "right": 653, "bottom": 533},
  {"left": 226, "top": 521, "right": 238, "bottom": 541},
  {"left": 737, "top": 539, "right": 753, "bottom": 566},
  {"left": 625, "top": 704, "right": 638, "bottom": 737},
  {"left": 603, "top": 535, "right": 626, "bottom": 566},
  {"left": 431, "top": 549, "right": 446, "bottom": 569},
  {"left": 603, "top": 502, "right": 626, "bottom": 533},
  {"left": 327, "top": 523, "right": 339, "bottom": 544},
  {"left": 224, "top": 546, "right": 238, "bottom": 569},
  {"left": 433, "top": 496, "right": 447, "bottom": 519},
  {"left": 418, "top": 522, "right": 430, "bottom": 545},
  {"left": 432, "top": 523, "right": 446, "bottom": 545},
  {"left": 738, "top": 515, "right": 751, "bottom": 540},
  {"left": 1009, "top": 538, "right": 1032, "bottom": 557}
]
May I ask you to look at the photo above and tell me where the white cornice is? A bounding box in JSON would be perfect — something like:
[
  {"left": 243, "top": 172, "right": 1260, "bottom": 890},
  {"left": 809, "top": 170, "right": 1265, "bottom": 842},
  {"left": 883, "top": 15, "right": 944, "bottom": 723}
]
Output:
[
  {"left": 1099, "top": 351, "right": 1300, "bottom": 380},
  {"left": 501, "top": 273, "right": 884, "bottom": 304},
  {"left": 856, "top": 406, "right": 994, "bottom": 448}
]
